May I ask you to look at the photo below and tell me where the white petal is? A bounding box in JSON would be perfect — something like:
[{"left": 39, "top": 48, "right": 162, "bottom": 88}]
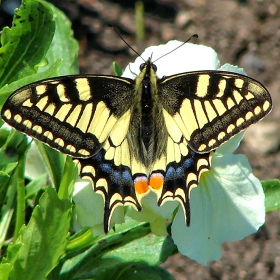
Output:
[
  {"left": 219, "top": 63, "right": 247, "bottom": 75},
  {"left": 72, "top": 180, "right": 125, "bottom": 236},
  {"left": 171, "top": 154, "right": 265, "bottom": 265},
  {"left": 126, "top": 192, "right": 178, "bottom": 236},
  {"left": 122, "top": 41, "right": 220, "bottom": 79},
  {"left": 25, "top": 142, "right": 47, "bottom": 179},
  {"left": 215, "top": 131, "right": 245, "bottom": 155}
]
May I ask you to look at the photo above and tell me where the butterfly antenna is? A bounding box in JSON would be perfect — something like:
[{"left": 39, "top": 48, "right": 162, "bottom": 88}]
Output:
[
  {"left": 108, "top": 25, "right": 145, "bottom": 62},
  {"left": 153, "top": 34, "right": 198, "bottom": 63}
]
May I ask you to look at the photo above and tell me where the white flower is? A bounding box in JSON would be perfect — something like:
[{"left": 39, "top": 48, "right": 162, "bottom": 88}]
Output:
[{"left": 122, "top": 40, "right": 265, "bottom": 265}]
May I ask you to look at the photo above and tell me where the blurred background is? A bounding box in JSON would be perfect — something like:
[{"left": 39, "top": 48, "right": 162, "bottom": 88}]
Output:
[{"left": 1, "top": 0, "right": 279, "bottom": 279}]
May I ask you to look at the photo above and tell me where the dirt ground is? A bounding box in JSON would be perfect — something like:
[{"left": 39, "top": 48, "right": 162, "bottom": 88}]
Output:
[{"left": 1, "top": 0, "right": 280, "bottom": 279}]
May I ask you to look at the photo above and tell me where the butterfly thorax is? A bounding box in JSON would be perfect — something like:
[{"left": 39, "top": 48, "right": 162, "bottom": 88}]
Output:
[{"left": 128, "top": 59, "right": 168, "bottom": 168}]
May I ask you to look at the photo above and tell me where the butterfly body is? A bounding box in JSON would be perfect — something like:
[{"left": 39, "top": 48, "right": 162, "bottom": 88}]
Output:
[{"left": 1, "top": 56, "right": 272, "bottom": 232}]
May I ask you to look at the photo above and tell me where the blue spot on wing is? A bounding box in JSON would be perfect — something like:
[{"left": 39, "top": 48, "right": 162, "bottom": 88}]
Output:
[
  {"left": 122, "top": 170, "right": 132, "bottom": 183},
  {"left": 166, "top": 166, "right": 175, "bottom": 178},
  {"left": 183, "top": 158, "right": 193, "bottom": 169},
  {"left": 100, "top": 163, "right": 111, "bottom": 173},
  {"left": 176, "top": 167, "right": 184, "bottom": 177}
]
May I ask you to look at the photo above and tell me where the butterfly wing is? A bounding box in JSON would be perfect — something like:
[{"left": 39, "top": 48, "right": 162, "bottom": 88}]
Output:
[
  {"left": 152, "top": 70, "right": 272, "bottom": 226},
  {"left": 1, "top": 75, "right": 135, "bottom": 158},
  {"left": 159, "top": 71, "right": 272, "bottom": 153},
  {"left": 149, "top": 134, "right": 212, "bottom": 226}
]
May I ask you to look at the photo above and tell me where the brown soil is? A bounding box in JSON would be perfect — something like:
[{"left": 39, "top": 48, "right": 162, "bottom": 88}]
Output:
[{"left": 1, "top": 0, "right": 280, "bottom": 279}]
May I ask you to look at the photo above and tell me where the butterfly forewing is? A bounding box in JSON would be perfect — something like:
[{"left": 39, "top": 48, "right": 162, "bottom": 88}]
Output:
[
  {"left": 2, "top": 75, "right": 135, "bottom": 158},
  {"left": 159, "top": 71, "right": 272, "bottom": 153}
]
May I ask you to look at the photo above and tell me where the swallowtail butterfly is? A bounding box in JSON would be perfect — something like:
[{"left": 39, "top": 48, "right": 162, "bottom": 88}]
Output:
[{"left": 1, "top": 45, "right": 272, "bottom": 232}]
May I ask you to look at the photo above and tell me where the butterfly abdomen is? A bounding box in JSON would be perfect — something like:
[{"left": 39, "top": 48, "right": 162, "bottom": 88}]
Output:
[{"left": 141, "top": 78, "right": 153, "bottom": 151}]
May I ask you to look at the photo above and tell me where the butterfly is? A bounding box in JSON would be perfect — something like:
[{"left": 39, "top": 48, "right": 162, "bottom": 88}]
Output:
[{"left": 1, "top": 51, "right": 272, "bottom": 233}]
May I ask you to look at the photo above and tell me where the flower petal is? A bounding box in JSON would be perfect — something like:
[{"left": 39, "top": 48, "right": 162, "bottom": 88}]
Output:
[
  {"left": 219, "top": 63, "right": 247, "bottom": 75},
  {"left": 127, "top": 192, "right": 179, "bottom": 236},
  {"left": 215, "top": 132, "right": 245, "bottom": 155},
  {"left": 73, "top": 180, "right": 125, "bottom": 236},
  {"left": 122, "top": 40, "right": 220, "bottom": 79}
]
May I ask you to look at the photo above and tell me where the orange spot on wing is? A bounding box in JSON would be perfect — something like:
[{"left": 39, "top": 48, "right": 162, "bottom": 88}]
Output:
[
  {"left": 134, "top": 176, "right": 149, "bottom": 194},
  {"left": 149, "top": 173, "right": 164, "bottom": 190}
]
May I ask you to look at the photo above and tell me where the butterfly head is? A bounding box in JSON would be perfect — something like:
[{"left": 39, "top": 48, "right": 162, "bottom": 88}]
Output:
[{"left": 139, "top": 58, "right": 158, "bottom": 78}]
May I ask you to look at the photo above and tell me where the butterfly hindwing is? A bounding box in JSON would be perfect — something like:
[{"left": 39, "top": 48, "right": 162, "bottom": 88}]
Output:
[
  {"left": 149, "top": 133, "right": 212, "bottom": 226},
  {"left": 74, "top": 135, "right": 149, "bottom": 231},
  {"left": 159, "top": 71, "right": 272, "bottom": 153}
]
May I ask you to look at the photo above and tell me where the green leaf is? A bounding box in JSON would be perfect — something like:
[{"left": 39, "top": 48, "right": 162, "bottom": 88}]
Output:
[
  {"left": 0, "top": 243, "right": 23, "bottom": 280},
  {"left": 66, "top": 227, "right": 94, "bottom": 253},
  {"left": 102, "top": 234, "right": 175, "bottom": 266},
  {"left": 0, "top": 129, "right": 28, "bottom": 208},
  {"left": 80, "top": 235, "right": 175, "bottom": 279},
  {"left": 0, "top": 130, "right": 29, "bottom": 165},
  {"left": 13, "top": 158, "right": 26, "bottom": 240},
  {"left": 0, "top": 0, "right": 55, "bottom": 88},
  {"left": 0, "top": 161, "right": 18, "bottom": 208},
  {"left": 113, "top": 61, "right": 123, "bottom": 76},
  {"left": 0, "top": 59, "right": 62, "bottom": 109},
  {"left": 57, "top": 218, "right": 175, "bottom": 279},
  {"left": 18, "top": 0, "right": 79, "bottom": 192},
  {"left": 58, "top": 156, "right": 77, "bottom": 200},
  {"left": 99, "top": 262, "right": 175, "bottom": 280},
  {"left": 0, "top": 0, "right": 79, "bottom": 108},
  {"left": 35, "top": 142, "right": 66, "bottom": 190},
  {"left": 0, "top": 127, "right": 10, "bottom": 147},
  {"left": 0, "top": 164, "right": 18, "bottom": 248},
  {"left": 262, "top": 179, "right": 280, "bottom": 212},
  {"left": 6, "top": 188, "right": 71, "bottom": 280},
  {"left": 38, "top": 1, "right": 79, "bottom": 76},
  {"left": 25, "top": 173, "right": 48, "bottom": 200},
  {"left": 0, "top": 129, "right": 29, "bottom": 247},
  {"left": 58, "top": 221, "right": 150, "bottom": 280}
]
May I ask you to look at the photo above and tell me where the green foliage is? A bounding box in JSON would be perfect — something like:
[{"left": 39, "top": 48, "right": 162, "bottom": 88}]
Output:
[
  {"left": 135, "top": 1, "right": 145, "bottom": 41},
  {"left": 0, "top": 0, "right": 55, "bottom": 87},
  {"left": 0, "top": 0, "right": 176, "bottom": 279},
  {"left": 37, "top": 1, "right": 79, "bottom": 76},
  {"left": 113, "top": 61, "right": 123, "bottom": 76},
  {"left": 49, "top": 219, "right": 174, "bottom": 279},
  {"left": 4, "top": 188, "right": 71, "bottom": 280},
  {"left": 262, "top": 179, "right": 280, "bottom": 212}
]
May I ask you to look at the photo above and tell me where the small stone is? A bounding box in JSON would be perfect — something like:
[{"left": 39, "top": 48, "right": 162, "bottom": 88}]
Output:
[
  {"left": 175, "top": 11, "right": 192, "bottom": 28},
  {"left": 244, "top": 121, "right": 279, "bottom": 154}
]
